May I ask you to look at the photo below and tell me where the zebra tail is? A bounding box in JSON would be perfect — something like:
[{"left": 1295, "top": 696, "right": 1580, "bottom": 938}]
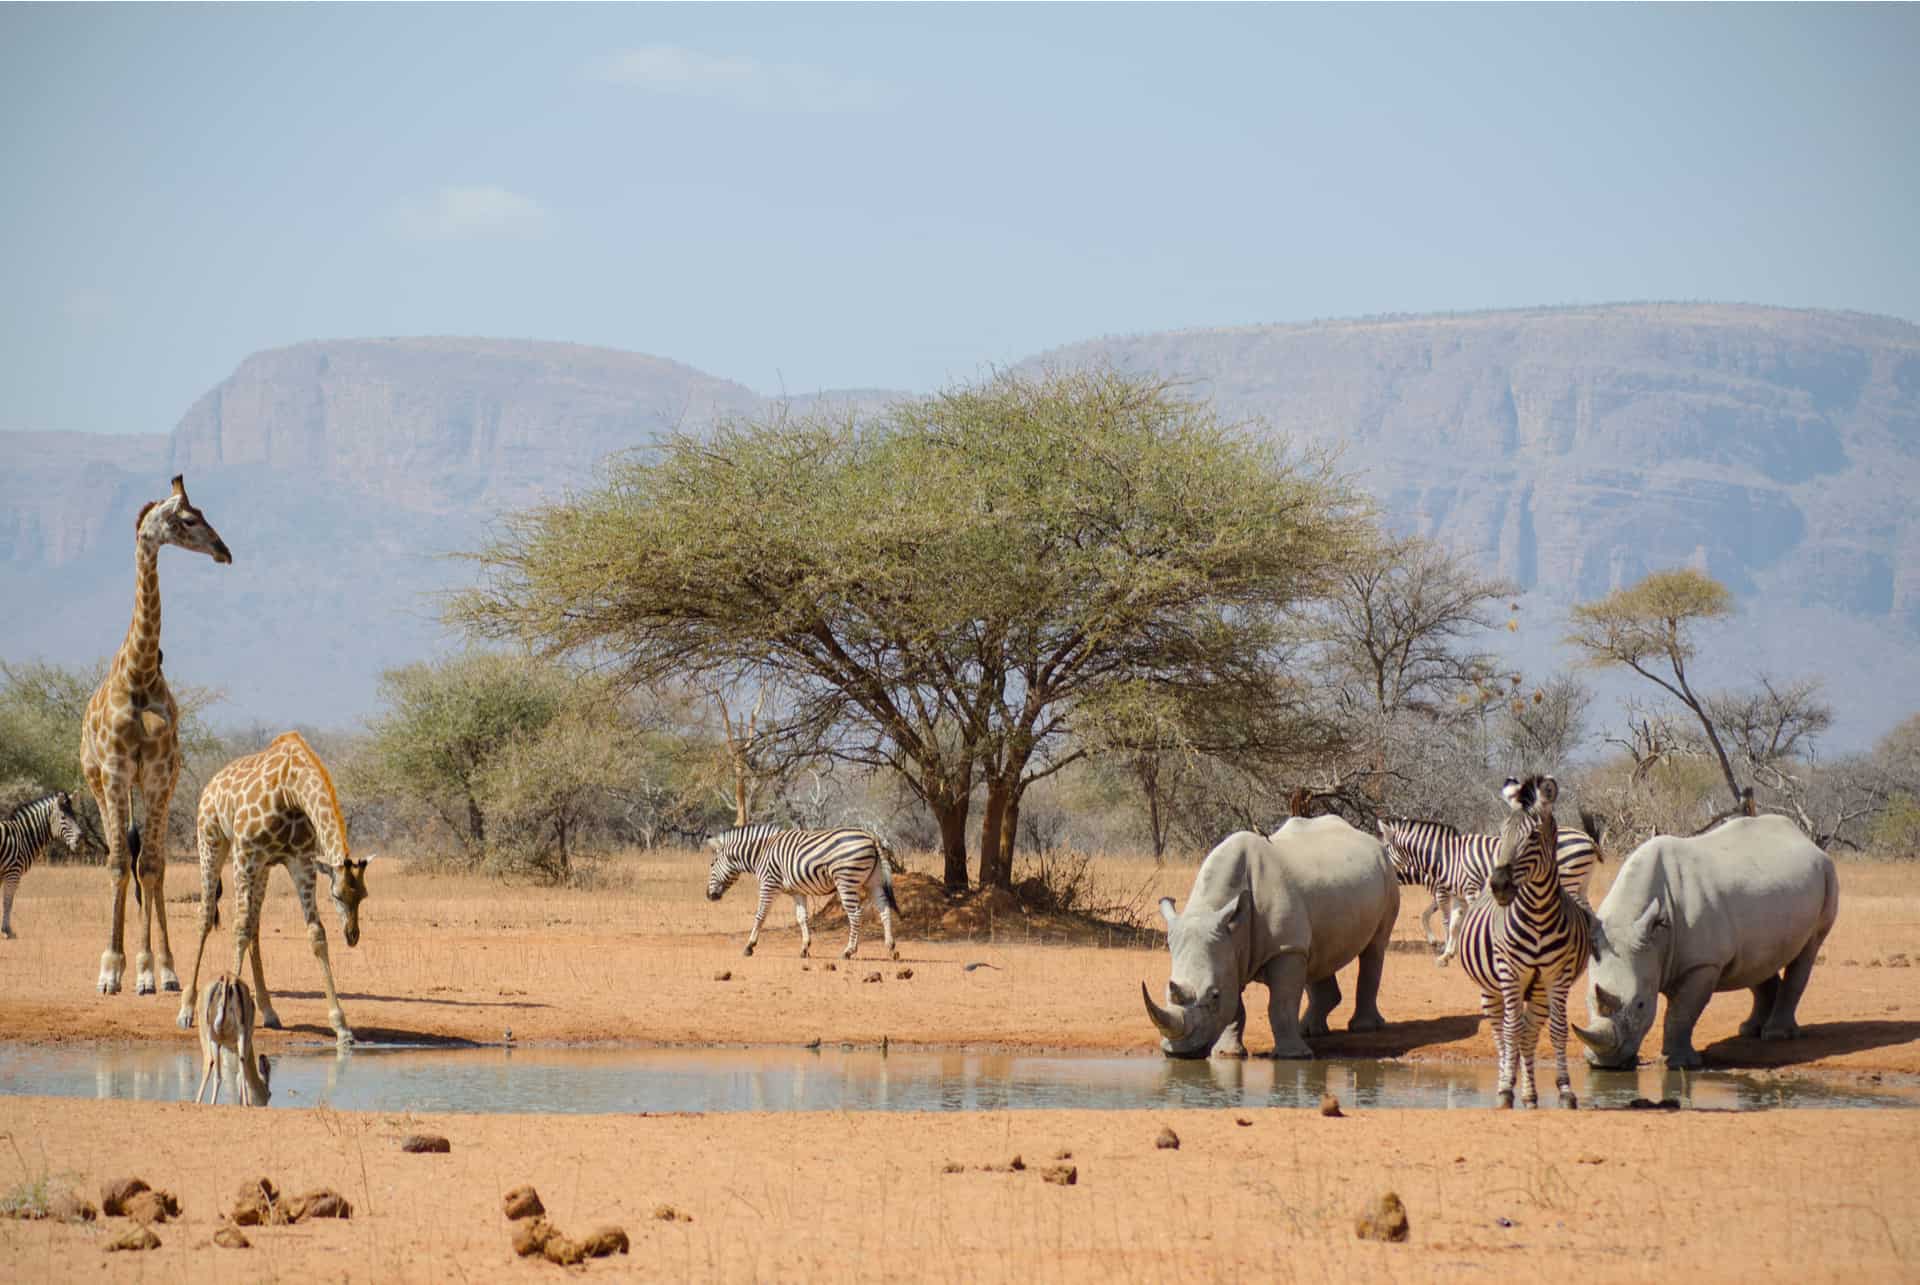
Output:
[
  {"left": 1577, "top": 808, "right": 1605, "bottom": 858},
  {"left": 129, "top": 823, "right": 142, "bottom": 907},
  {"left": 879, "top": 862, "right": 900, "bottom": 917}
]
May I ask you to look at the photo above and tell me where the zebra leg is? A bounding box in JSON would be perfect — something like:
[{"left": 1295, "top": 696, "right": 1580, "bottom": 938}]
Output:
[
  {"left": 1516, "top": 985, "right": 1547, "bottom": 1108},
  {"left": 869, "top": 863, "right": 899, "bottom": 960},
  {"left": 1488, "top": 985, "right": 1515, "bottom": 1108},
  {"left": 1438, "top": 896, "right": 1464, "bottom": 969},
  {"left": 1419, "top": 891, "right": 1442, "bottom": 948},
  {"left": 793, "top": 896, "right": 812, "bottom": 958},
  {"left": 1550, "top": 975, "right": 1578, "bottom": 1108},
  {"left": 1, "top": 870, "right": 16, "bottom": 937},
  {"left": 1739, "top": 975, "right": 1781, "bottom": 1039},
  {"left": 744, "top": 879, "right": 776, "bottom": 957},
  {"left": 837, "top": 880, "right": 863, "bottom": 959}
]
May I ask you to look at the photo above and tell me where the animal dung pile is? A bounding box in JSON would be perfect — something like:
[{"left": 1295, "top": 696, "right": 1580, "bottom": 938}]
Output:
[
  {"left": 651, "top": 1204, "right": 693, "bottom": 1222},
  {"left": 1040, "top": 1164, "right": 1078, "bottom": 1187},
  {"left": 1234, "top": 1117, "right": 1253, "bottom": 1127},
  {"left": 285, "top": 1188, "right": 352, "bottom": 1220},
  {"left": 1319, "top": 1093, "right": 1345, "bottom": 1118},
  {"left": 713, "top": 970, "right": 732, "bottom": 982},
  {"left": 400, "top": 1133, "right": 452, "bottom": 1153},
  {"left": 505, "top": 1183, "right": 632, "bottom": 1264},
  {"left": 212, "top": 1224, "right": 251, "bottom": 1249},
  {"left": 863, "top": 971, "right": 883, "bottom": 983},
  {"left": 1354, "top": 1191, "right": 1410, "bottom": 1243},
  {"left": 1, "top": 1185, "right": 96, "bottom": 1223},
  {"left": 1154, "top": 1126, "right": 1180, "bottom": 1150},
  {"left": 100, "top": 1176, "right": 178, "bottom": 1221},
  {"left": 895, "top": 967, "right": 914, "bottom": 979},
  {"left": 227, "top": 1177, "right": 351, "bottom": 1225}
]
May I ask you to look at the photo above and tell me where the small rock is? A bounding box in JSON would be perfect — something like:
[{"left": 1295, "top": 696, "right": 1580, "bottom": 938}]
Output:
[
  {"left": 400, "top": 1133, "right": 451, "bottom": 1153},
  {"left": 1889, "top": 953, "right": 1911, "bottom": 969},
  {"left": 714, "top": 970, "right": 732, "bottom": 981},
  {"left": 1234, "top": 1117, "right": 1252, "bottom": 1127},
  {"left": 940, "top": 1162, "right": 965, "bottom": 1174},
  {"left": 285, "top": 1188, "right": 351, "bottom": 1221},
  {"left": 503, "top": 1185, "right": 545, "bottom": 1220},
  {"left": 1577, "top": 1154, "right": 1606, "bottom": 1165},
  {"left": 124, "top": 1190, "right": 172, "bottom": 1225},
  {"left": 512, "top": 1217, "right": 555, "bottom": 1256},
  {"left": 105, "top": 1225, "right": 162, "bottom": 1252},
  {"left": 863, "top": 971, "right": 883, "bottom": 983},
  {"left": 652, "top": 1203, "right": 692, "bottom": 1222},
  {"left": 543, "top": 1233, "right": 587, "bottom": 1266},
  {"left": 1454, "top": 1155, "right": 1466, "bottom": 1163},
  {"left": 1040, "top": 1164, "right": 1078, "bottom": 1186},
  {"left": 1054, "top": 1149, "right": 1073, "bottom": 1160},
  {"left": 1354, "top": 1191, "right": 1409, "bottom": 1243},
  {"left": 1320, "top": 1093, "right": 1344, "bottom": 1118},
  {"left": 1868, "top": 958, "right": 1883, "bottom": 968},
  {"left": 1496, "top": 1216, "right": 1515, "bottom": 1228},
  {"left": 580, "top": 1226, "right": 630, "bottom": 1257},
  {"left": 800, "top": 963, "right": 811, "bottom": 971},
  {"left": 823, "top": 962, "right": 837, "bottom": 972},
  {"left": 100, "top": 1177, "right": 151, "bottom": 1217},
  {"left": 212, "top": 1225, "right": 251, "bottom": 1250},
  {"left": 1154, "top": 1126, "right": 1180, "bottom": 1150},
  {"left": 896, "top": 967, "right": 914, "bottom": 980}
]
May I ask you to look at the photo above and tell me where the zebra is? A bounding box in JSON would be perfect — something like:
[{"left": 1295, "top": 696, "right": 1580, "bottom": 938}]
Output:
[
  {"left": 706, "top": 824, "right": 901, "bottom": 960},
  {"left": 1378, "top": 799, "right": 1602, "bottom": 969},
  {"left": 2, "top": 790, "right": 84, "bottom": 938},
  {"left": 1455, "top": 775, "right": 1592, "bottom": 1109}
]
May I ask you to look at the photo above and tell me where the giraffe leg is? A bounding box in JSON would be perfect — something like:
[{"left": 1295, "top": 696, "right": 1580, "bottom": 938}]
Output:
[
  {"left": 93, "top": 770, "right": 132, "bottom": 994},
  {"left": 249, "top": 931, "right": 279, "bottom": 1030},
  {"left": 177, "top": 824, "right": 228, "bottom": 1029},
  {"left": 291, "top": 859, "right": 351, "bottom": 1043},
  {"left": 231, "top": 853, "right": 273, "bottom": 1028},
  {"left": 793, "top": 896, "right": 812, "bottom": 958},
  {"left": 837, "top": 880, "right": 863, "bottom": 959},
  {"left": 139, "top": 771, "right": 181, "bottom": 992}
]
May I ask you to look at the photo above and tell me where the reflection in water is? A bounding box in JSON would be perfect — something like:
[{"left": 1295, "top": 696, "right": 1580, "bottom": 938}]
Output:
[{"left": 1, "top": 1044, "right": 1909, "bottom": 1115}]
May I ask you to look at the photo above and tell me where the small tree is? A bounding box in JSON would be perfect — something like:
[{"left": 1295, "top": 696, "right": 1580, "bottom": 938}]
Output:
[
  {"left": 1499, "top": 672, "right": 1594, "bottom": 775},
  {"left": 1566, "top": 568, "right": 1747, "bottom": 807}
]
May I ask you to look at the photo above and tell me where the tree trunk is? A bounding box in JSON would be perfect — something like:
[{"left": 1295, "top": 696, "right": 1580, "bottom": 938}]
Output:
[
  {"left": 466, "top": 795, "right": 486, "bottom": 848},
  {"left": 978, "top": 778, "right": 1011, "bottom": 890},
  {"left": 936, "top": 801, "right": 971, "bottom": 892}
]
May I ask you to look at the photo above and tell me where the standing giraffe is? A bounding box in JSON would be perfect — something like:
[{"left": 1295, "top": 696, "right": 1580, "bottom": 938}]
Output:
[
  {"left": 177, "top": 732, "right": 371, "bottom": 1045},
  {"left": 82, "top": 475, "right": 232, "bottom": 995}
]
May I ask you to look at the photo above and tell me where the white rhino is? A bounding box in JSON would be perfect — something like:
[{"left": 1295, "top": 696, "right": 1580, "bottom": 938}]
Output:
[
  {"left": 1142, "top": 816, "right": 1400, "bottom": 1058},
  {"left": 1573, "top": 815, "right": 1839, "bottom": 1070}
]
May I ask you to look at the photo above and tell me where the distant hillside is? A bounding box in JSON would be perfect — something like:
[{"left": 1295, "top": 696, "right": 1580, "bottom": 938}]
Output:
[{"left": 2, "top": 307, "right": 1916, "bottom": 745}]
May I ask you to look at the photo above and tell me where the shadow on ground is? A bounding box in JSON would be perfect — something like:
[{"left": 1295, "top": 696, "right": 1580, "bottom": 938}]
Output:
[{"left": 1701, "top": 1019, "right": 1920, "bottom": 1068}]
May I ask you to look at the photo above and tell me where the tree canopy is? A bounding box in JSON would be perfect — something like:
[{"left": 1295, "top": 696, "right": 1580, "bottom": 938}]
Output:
[{"left": 451, "top": 368, "right": 1375, "bottom": 888}]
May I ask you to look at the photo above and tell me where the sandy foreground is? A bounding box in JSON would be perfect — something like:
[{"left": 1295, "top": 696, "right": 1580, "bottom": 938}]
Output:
[{"left": 2, "top": 852, "right": 1918, "bottom": 1280}]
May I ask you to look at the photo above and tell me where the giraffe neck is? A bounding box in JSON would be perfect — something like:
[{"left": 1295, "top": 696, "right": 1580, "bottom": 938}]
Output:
[
  {"left": 289, "top": 763, "right": 350, "bottom": 867},
  {"left": 118, "top": 536, "right": 164, "bottom": 686}
]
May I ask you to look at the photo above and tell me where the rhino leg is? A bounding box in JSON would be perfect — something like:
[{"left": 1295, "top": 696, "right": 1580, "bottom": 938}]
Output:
[
  {"left": 1262, "top": 955, "right": 1313, "bottom": 1059},
  {"left": 1763, "top": 931, "right": 1826, "bottom": 1041},
  {"left": 1660, "top": 967, "right": 1718, "bottom": 1069},
  {"left": 1348, "top": 911, "right": 1392, "bottom": 1033},
  {"left": 1739, "top": 976, "right": 1781, "bottom": 1039},
  {"left": 1302, "top": 975, "right": 1340, "bottom": 1037},
  {"left": 1212, "top": 997, "right": 1249, "bottom": 1058}
]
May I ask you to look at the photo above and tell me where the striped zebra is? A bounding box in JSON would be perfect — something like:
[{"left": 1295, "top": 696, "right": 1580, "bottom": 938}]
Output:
[
  {"left": 706, "top": 824, "right": 901, "bottom": 960},
  {"left": 1378, "top": 801, "right": 1601, "bottom": 969},
  {"left": 2, "top": 791, "right": 84, "bottom": 939},
  {"left": 1455, "top": 775, "right": 1592, "bottom": 1109}
]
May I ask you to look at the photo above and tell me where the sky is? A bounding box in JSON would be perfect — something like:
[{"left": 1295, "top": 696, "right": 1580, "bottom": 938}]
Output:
[{"left": 2, "top": 3, "right": 1916, "bottom": 436}]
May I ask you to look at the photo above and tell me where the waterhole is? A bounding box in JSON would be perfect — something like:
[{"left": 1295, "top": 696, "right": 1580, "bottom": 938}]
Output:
[{"left": 0, "top": 1043, "right": 1910, "bottom": 1113}]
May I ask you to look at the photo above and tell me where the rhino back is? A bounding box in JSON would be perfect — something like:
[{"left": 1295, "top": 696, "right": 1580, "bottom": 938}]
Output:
[
  {"left": 1268, "top": 817, "right": 1399, "bottom": 982},
  {"left": 1604, "top": 817, "right": 1837, "bottom": 991}
]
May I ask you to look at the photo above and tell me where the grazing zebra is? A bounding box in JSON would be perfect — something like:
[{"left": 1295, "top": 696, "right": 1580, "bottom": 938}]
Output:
[
  {"left": 1455, "top": 775, "right": 1592, "bottom": 1109},
  {"left": 1378, "top": 804, "right": 1601, "bottom": 968},
  {"left": 2, "top": 791, "right": 84, "bottom": 939},
  {"left": 706, "top": 825, "right": 901, "bottom": 960}
]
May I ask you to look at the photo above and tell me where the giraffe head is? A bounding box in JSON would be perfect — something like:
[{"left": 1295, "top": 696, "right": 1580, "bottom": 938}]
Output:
[
  {"left": 326, "top": 856, "right": 372, "bottom": 947},
  {"left": 136, "top": 475, "right": 233, "bottom": 564}
]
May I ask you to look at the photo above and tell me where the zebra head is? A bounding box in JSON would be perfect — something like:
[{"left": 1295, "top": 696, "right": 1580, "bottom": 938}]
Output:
[
  {"left": 50, "top": 791, "right": 83, "bottom": 853},
  {"left": 1487, "top": 775, "right": 1558, "bottom": 907},
  {"left": 1375, "top": 818, "right": 1423, "bottom": 885},
  {"left": 705, "top": 833, "right": 752, "bottom": 901}
]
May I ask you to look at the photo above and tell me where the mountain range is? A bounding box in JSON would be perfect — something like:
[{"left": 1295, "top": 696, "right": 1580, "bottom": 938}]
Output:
[{"left": 3, "top": 303, "right": 1915, "bottom": 749}]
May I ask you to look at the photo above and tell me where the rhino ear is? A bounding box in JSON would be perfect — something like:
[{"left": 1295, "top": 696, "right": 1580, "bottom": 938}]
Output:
[
  {"left": 1159, "top": 897, "right": 1179, "bottom": 930},
  {"left": 1224, "top": 887, "right": 1252, "bottom": 933},
  {"left": 1633, "top": 898, "right": 1669, "bottom": 939}
]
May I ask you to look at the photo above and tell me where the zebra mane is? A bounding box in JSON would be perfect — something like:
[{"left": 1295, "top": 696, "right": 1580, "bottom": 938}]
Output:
[
  {"left": 6, "top": 792, "right": 63, "bottom": 821},
  {"left": 712, "top": 823, "right": 779, "bottom": 847},
  {"left": 1383, "top": 816, "right": 1465, "bottom": 839}
]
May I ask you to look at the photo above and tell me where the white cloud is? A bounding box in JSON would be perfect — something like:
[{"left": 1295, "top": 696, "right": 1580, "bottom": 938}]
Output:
[
  {"left": 393, "top": 185, "right": 547, "bottom": 241},
  {"left": 587, "top": 44, "right": 883, "bottom": 111}
]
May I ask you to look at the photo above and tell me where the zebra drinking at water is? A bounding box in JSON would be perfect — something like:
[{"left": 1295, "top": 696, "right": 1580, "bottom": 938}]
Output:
[
  {"left": 1378, "top": 796, "right": 1601, "bottom": 968},
  {"left": 2, "top": 791, "right": 84, "bottom": 938},
  {"left": 1455, "top": 775, "right": 1592, "bottom": 1109},
  {"left": 706, "top": 824, "right": 901, "bottom": 960}
]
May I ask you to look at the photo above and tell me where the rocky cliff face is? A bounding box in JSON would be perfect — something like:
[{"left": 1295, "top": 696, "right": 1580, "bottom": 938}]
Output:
[{"left": 2, "top": 308, "right": 1915, "bottom": 742}]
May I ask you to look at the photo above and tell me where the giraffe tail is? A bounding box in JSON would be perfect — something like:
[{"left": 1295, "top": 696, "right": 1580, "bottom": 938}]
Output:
[
  {"left": 211, "top": 875, "right": 222, "bottom": 929},
  {"left": 129, "top": 823, "right": 142, "bottom": 907}
]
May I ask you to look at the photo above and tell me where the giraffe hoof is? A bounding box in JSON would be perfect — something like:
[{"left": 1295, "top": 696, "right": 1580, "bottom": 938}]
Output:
[
  {"left": 260, "top": 1011, "right": 283, "bottom": 1031},
  {"left": 890, "top": 948, "right": 900, "bottom": 961},
  {"left": 175, "top": 1007, "right": 195, "bottom": 1031},
  {"left": 742, "top": 944, "right": 755, "bottom": 958},
  {"left": 161, "top": 976, "right": 181, "bottom": 994},
  {"left": 135, "top": 977, "right": 156, "bottom": 996}
]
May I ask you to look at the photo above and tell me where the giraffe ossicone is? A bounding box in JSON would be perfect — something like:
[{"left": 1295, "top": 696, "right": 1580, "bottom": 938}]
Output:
[{"left": 80, "top": 474, "right": 233, "bottom": 996}]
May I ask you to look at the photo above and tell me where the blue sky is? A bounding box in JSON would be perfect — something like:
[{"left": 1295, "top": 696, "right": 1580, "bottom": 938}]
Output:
[{"left": 3, "top": 3, "right": 1915, "bottom": 435}]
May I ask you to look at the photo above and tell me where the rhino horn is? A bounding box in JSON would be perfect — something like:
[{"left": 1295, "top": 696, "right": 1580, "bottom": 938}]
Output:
[
  {"left": 1571, "top": 1021, "right": 1617, "bottom": 1056},
  {"left": 1142, "top": 982, "right": 1190, "bottom": 1040}
]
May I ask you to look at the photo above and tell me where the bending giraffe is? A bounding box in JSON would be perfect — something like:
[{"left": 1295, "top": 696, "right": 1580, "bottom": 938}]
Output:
[
  {"left": 177, "top": 733, "right": 371, "bottom": 1045},
  {"left": 81, "top": 475, "right": 232, "bottom": 995}
]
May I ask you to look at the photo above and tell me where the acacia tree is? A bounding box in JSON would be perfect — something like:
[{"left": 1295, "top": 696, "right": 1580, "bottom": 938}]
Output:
[
  {"left": 450, "top": 368, "right": 1371, "bottom": 890},
  {"left": 1566, "top": 568, "right": 1748, "bottom": 807}
]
